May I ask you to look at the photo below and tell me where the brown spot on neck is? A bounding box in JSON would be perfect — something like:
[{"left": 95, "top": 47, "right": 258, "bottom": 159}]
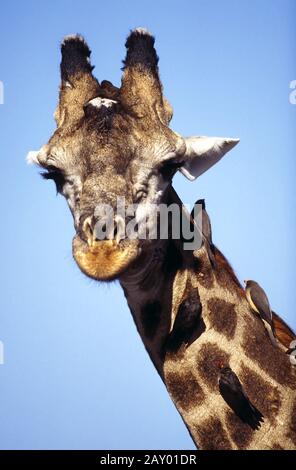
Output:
[
  {"left": 166, "top": 369, "right": 205, "bottom": 412},
  {"left": 207, "top": 297, "right": 237, "bottom": 339},
  {"left": 242, "top": 324, "right": 296, "bottom": 389},
  {"left": 196, "top": 343, "right": 230, "bottom": 389},
  {"left": 225, "top": 410, "right": 254, "bottom": 449},
  {"left": 271, "top": 443, "right": 285, "bottom": 450},
  {"left": 196, "top": 417, "right": 233, "bottom": 450}
]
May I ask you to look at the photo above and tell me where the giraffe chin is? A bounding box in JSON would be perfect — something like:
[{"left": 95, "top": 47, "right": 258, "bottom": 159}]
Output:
[{"left": 72, "top": 235, "right": 141, "bottom": 281}]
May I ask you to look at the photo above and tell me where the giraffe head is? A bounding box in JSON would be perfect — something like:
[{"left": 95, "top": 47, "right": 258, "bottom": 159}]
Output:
[{"left": 28, "top": 29, "right": 239, "bottom": 281}]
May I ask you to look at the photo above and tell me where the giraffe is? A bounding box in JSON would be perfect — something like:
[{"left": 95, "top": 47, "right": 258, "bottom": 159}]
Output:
[{"left": 28, "top": 29, "right": 296, "bottom": 450}]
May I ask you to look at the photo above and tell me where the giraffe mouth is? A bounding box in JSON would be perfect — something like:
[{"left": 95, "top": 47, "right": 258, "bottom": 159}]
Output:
[{"left": 72, "top": 235, "right": 141, "bottom": 281}]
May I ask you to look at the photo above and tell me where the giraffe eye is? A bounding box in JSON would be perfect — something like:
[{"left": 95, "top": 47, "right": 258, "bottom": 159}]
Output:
[
  {"left": 159, "top": 160, "right": 183, "bottom": 180},
  {"left": 41, "top": 167, "right": 65, "bottom": 193}
]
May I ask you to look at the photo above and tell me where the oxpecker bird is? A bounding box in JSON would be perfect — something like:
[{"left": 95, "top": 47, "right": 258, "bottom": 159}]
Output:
[
  {"left": 218, "top": 366, "right": 264, "bottom": 430},
  {"left": 244, "top": 280, "right": 278, "bottom": 347},
  {"left": 191, "top": 199, "right": 216, "bottom": 268},
  {"left": 166, "top": 286, "right": 203, "bottom": 352}
]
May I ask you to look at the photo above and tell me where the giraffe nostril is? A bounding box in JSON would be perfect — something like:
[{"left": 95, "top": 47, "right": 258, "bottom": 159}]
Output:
[
  {"left": 82, "top": 217, "right": 93, "bottom": 233},
  {"left": 113, "top": 215, "right": 125, "bottom": 242},
  {"left": 81, "top": 216, "right": 94, "bottom": 245},
  {"left": 98, "top": 222, "right": 107, "bottom": 237},
  {"left": 82, "top": 217, "right": 93, "bottom": 235},
  {"left": 133, "top": 184, "right": 148, "bottom": 203},
  {"left": 89, "top": 215, "right": 126, "bottom": 242},
  {"left": 134, "top": 190, "right": 147, "bottom": 203},
  {"left": 80, "top": 214, "right": 126, "bottom": 244}
]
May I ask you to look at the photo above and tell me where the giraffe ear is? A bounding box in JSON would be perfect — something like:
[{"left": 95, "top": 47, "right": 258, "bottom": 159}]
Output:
[{"left": 179, "top": 136, "right": 240, "bottom": 181}]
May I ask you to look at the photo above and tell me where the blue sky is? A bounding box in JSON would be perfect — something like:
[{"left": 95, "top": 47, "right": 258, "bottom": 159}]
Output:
[{"left": 0, "top": 0, "right": 295, "bottom": 450}]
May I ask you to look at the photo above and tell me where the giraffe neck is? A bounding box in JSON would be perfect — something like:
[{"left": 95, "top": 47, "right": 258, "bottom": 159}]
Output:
[
  {"left": 120, "top": 238, "right": 182, "bottom": 376},
  {"left": 120, "top": 204, "right": 296, "bottom": 450},
  {"left": 119, "top": 185, "right": 200, "bottom": 374}
]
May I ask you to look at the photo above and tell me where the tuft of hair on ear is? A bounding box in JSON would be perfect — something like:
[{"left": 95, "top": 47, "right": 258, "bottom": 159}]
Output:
[
  {"left": 26, "top": 150, "right": 40, "bottom": 166},
  {"left": 126, "top": 27, "right": 154, "bottom": 43},
  {"left": 60, "top": 34, "right": 94, "bottom": 81},
  {"left": 122, "top": 28, "right": 158, "bottom": 70}
]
